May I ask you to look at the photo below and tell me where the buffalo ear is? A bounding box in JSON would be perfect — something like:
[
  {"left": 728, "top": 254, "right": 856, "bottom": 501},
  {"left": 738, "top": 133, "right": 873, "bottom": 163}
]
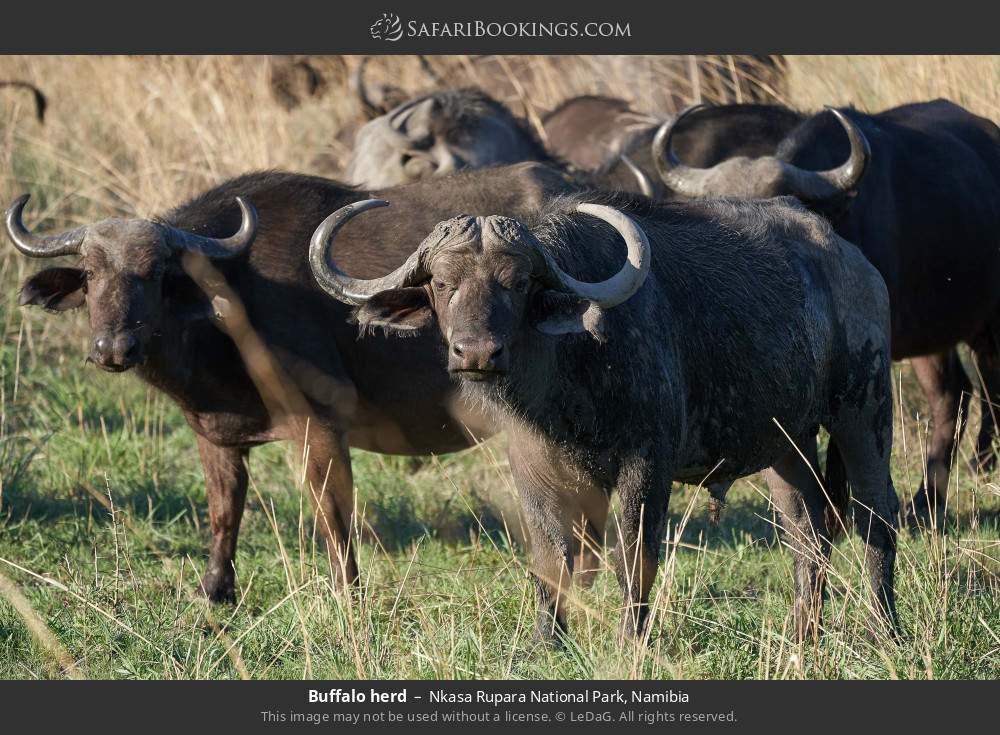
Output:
[
  {"left": 18, "top": 267, "right": 86, "bottom": 311},
  {"left": 353, "top": 287, "right": 434, "bottom": 333},
  {"left": 529, "top": 290, "right": 606, "bottom": 342}
]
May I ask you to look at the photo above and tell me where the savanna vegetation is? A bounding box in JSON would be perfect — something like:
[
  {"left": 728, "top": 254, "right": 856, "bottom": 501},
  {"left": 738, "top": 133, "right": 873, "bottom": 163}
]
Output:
[{"left": 0, "top": 55, "right": 997, "bottom": 679}]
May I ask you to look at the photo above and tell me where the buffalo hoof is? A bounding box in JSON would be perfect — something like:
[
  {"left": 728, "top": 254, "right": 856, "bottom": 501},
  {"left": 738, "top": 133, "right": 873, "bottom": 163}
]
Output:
[
  {"left": 532, "top": 613, "right": 570, "bottom": 649},
  {"left": 617, "top": 607, "right": 652, "bottom": 645},
  {"left": 863, "top": 617, "right": 904, "bottom": 646},
  {"left": 969, "top": 450, "right": 997, "bottom": 476},
  {"left": 531, "top": 630, "right": 568, "bottom": 652},
  {"left": 901, "top": 491, "right": 945, "bottom": 535},
  {"left": 707, "top": 497, "right": 724, "bottom": 525},
  {"left": 574, "top": 570, "right": 598, "bottom": 589},
  {"left": 199, "top": 570, "right": 236, "bottom": 604}
]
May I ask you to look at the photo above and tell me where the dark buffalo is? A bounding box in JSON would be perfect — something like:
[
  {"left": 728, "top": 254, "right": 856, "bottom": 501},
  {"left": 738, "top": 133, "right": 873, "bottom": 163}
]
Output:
[
  {"left": 267, "top": 56, "right": 349, "bottom": 111},
  {"left": 348, "top": 84, "right": 803, "bottom": 202},
  {"left": 350, "top": 56, "right": 443, "bottom": 120},
  {"left": 542, "top": 95, "right": 660, "bottom": 170},
  {"left": 654, "top": 100, "right": 1000, "bottom": 519},
  {"left": 267, "top": 55, "right": 434, "bottom": 114},
  {"left": 345, "top": 58, "right": 662, "bottom": 194},
  {"left": 6, "top": 163, "right": 576, "bottom": 601},
  {"left": 309, "top": 192, "right": 899, "bottom": 643},
  {"left": 346, "top": 87, "right": 552, "bottom": 189},
  {"left": 549, "top": 101, "right": 805, "bottom": 200}
]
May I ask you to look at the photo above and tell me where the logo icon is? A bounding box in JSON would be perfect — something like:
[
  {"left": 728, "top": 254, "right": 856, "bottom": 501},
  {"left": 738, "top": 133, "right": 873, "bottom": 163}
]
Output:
[{"left": 370, "top": 13, "right": 403, "bottom": 42}]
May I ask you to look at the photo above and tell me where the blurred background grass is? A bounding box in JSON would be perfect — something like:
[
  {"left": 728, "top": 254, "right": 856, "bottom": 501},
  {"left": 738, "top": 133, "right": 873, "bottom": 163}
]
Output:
[{"left": 0, "top": 55, "right": 997, "bottom": 679}]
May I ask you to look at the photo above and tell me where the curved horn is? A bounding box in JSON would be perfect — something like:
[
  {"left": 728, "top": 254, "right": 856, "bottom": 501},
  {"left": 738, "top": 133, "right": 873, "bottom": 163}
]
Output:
[
  {"left": 351, "top": 58, "right": 384, "bottom": 118},
  {"left": 164, "top": 197, "right": 257, "bottom": 259},
  {"left": 0, "top": 81, "right": 46, "bottom": 122},
  {"left": 4, "top": 194, "right": 85, "bottom": 257},
  {"left": 654, "top": 104, "right": 870, "bottom": 203},
  {"left": 652, "top": 104, "right": 712, "bottom": 197},
  {"left": 310, "top": 199, "right": 427, "bottom": 305},
  {"left": 417, "top": 56, "right": 445, "bottom": 86},
  {"left": 619, "top": 154, "right": 654, "bottom": 198},
  {"left": 541, "top": 204, "right": 651, "bottom": 309},
  {"left": 783, "top": 107, "right": 870, "bottom": 201}
]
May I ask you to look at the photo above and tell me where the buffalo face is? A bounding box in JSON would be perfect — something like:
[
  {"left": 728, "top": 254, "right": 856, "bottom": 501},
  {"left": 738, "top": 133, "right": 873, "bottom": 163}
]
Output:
[
  {"left": 6, "top": 195, "right": 258, "bottom": 373},
  {"left": 653, "top": 105, "right": 870, "bottom": 206},
  {"left": 308, "top": 200, "right": 651, "bottom": 383},
  {"left": 346, "top": 90, "right": 547, "bottom": 189}
]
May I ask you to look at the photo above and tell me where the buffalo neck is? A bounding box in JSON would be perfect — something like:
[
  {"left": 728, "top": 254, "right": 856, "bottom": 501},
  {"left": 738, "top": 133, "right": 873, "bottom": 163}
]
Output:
[{"left": 467, "top": 327, "right": 640, "bottom": 452}]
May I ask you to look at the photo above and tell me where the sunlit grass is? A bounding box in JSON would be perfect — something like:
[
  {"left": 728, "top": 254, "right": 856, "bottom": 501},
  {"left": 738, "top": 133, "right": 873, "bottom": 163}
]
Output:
[{"left": 0, "top": 55, "right": 998, "bottom": 679}]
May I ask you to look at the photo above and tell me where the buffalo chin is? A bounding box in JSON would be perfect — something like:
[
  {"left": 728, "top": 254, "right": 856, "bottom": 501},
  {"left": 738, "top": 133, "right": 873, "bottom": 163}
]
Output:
[
  {"left": 451, "top": 368, "right": 503, "bottom": 383},
  {"left": 93, "top": 363, "right": 130, "bottom": 373},
  {"left": 89, "top": 356, "right": 145, "bottom": 373}
]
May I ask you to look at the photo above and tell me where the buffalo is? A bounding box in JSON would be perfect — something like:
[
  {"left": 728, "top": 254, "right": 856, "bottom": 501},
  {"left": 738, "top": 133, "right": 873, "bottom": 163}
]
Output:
[
  {"left": 346, "top": 87, "right": 552, "bottom": 189},
  {"left": 541, "top": 95, "right": 660, "bottom": 171},
  {"left": 345, "top": 58, "right": 658, "bottom": 194},
  {"left": 309, "top": 191, "right": 899, "bottom": 643},
  {"left": 5, "top": 163, "right": 577, "bottom": 601},
  {"left": 545, "top": 100, "right": 805, "bottom": 200},
  {"left": 347, "top": 84, "right": 805, "bottom": 203},
  {"left": 654, "top": 100, "right": 1000, "bottom": 520}
]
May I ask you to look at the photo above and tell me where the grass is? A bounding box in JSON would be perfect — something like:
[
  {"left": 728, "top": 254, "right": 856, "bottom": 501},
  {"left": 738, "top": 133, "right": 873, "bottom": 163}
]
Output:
[{"left": 0, "top": 55, "right": 998, "bottom": 679}]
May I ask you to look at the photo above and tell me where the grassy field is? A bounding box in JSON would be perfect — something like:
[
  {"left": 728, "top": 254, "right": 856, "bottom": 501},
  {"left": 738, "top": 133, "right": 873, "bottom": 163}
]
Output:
[{"left": 0, "top": 55, "right": 998, "bottom": 680}]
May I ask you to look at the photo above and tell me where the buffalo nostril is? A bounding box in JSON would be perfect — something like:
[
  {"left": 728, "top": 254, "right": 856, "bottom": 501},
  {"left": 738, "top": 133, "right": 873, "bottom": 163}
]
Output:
[
  {"left": 450, "top": 339, "right": 505, "bottom": 371},
  {"left": 122, "top": 333, "right": 140, "bottom": 359}
]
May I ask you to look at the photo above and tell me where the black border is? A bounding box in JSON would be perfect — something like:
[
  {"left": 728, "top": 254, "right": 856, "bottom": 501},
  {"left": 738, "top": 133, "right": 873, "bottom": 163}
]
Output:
[{"left": 0, "top": 0, "right": 998, "bottom": 53}]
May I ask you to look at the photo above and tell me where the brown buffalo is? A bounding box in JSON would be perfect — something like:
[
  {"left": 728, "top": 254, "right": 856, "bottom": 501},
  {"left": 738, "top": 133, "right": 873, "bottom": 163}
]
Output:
[
  {"left": 6, "top": 163, "right": 576, "bottom": 601},
  {"left": 654, "top": 100, "right": 1000, "bottom": 520},
  {"left": 310, "top": 191, "right": 899, "bottom": 643}
]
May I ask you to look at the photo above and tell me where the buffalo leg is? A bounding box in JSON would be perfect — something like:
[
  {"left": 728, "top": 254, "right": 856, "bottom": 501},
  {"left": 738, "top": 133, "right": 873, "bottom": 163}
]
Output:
[
  {"left": 707, "top": 480, "right": 734, "bottom": 524},
  {"left": 301, "top": 425, "right": 359, "bottom": 590},
  {"left": 828, "top": 393, "right": 900, "bottom": 638},
  {"left": 197, "top": 436, "right": 249, "bottom": 603},
  {"left": 508, "top": 442, "right": 575, "bottom": 641},
  {"left": 614, "top": 456, "right": 670, "bottom": 640},
  {"left": 572, "top": 483, "right": 610, "bottom": 589},
  {"left": 911, "top": 350, "right": 971, "bottom": 515},
  {"left": 970, "top": 326, "right": 1000, "bottom": 473},
  {"left": 766, "top": 435, "right": 831, "bottom": 643}
]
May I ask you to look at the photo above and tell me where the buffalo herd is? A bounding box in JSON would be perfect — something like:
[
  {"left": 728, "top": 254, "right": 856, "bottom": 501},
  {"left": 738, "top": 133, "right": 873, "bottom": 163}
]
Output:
[{"left": 7, "top": 57, "right": 999, "bottom": 645}]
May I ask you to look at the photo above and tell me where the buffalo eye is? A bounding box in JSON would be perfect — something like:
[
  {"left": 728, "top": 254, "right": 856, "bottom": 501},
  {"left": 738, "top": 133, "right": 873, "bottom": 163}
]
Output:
[
  {"left": 512, "top": 277, "right": 530, "bottom": 294},
  {"left": 432, "top": 279, "right": 451, "bottom": 292},
  {"left": 137, "top": 266, "right": 162, "bottom": 282},
  {"left": 84, "top": 268, "right": 95, "bottom": 279},
  {"left": 402, "top": 154, "right": 435, "bottom": 178},
  {"left": 410, "top": 134, "right": 434, "bottom": 151}
]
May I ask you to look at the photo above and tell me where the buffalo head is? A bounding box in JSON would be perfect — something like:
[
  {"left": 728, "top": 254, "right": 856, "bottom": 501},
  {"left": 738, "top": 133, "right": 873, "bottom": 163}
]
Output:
[
  {"left": 308, "top": 200, "right": 649, "bottom": 380},
  {"left": 345, "top": 88, "right": 548, "bottom": 189},
  {"left": 6, "top": 195, "right": 257, "bottom": 372},
  {"left": 653, "top": 105, "right": 870, "bottom": 205}
]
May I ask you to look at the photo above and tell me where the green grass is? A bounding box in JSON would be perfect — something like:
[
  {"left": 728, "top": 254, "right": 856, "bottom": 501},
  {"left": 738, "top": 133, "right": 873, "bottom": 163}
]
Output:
[
  {"left": 1, "top": 54, "right": 998, "bottom": 681},
  {"left": 0, "top": 295, "right": 997, "bottom": 680}
]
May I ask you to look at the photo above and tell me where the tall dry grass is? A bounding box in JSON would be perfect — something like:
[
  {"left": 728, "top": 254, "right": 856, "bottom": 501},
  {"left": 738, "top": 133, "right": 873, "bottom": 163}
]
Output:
[
  {"left": 1, "top": 55, "right": 998, "bottom": 221},
  {"left": 787, "top": 55, "right": 1000, "bottom": 117},
  {"left": 0, "top": 55, "right": 997, "bottom": 680},
  {"left": 0, "top": 54, "right": 996, "bottom": 370}
]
